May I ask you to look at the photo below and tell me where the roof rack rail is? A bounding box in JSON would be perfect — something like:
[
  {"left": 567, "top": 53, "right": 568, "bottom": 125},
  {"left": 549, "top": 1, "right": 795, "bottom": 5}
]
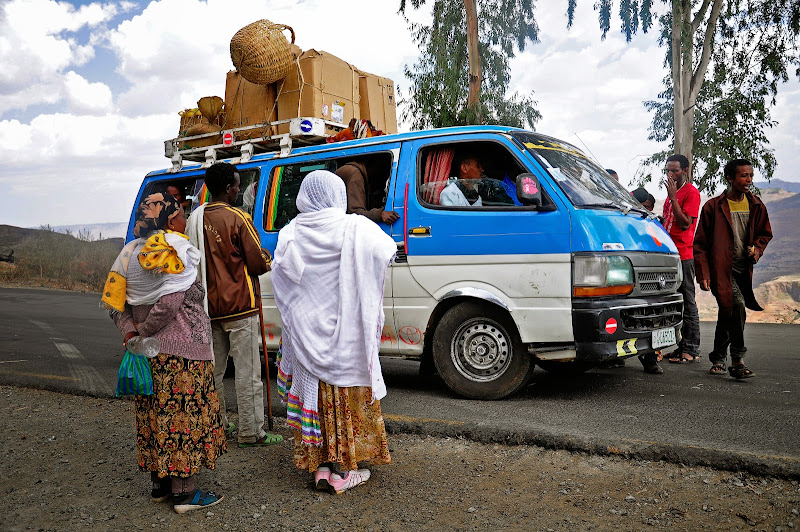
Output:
[{"left": 164, "top": 117, "right": 346, "bottom": 173}]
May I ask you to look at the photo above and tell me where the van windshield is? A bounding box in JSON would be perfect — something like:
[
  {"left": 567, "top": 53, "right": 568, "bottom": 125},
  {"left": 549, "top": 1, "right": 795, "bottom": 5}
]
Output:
[{"left": 512, "top": 132, "right": 643, "bottom": 212}]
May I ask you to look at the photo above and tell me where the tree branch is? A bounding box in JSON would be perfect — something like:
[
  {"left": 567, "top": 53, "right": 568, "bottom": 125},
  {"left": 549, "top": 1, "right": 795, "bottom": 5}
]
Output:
[
  {"left": 690, "top": 0, "right": 723, "bottom": 103},
  {"left": 691, "top": 0, "right": 713, "bottom": 34}
]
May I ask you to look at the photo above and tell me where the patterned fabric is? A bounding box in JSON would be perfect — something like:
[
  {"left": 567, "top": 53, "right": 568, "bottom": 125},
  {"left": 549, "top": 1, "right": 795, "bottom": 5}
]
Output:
[
  {"left": 277, "top": 346, "right": 322, "bottom": 445},
  {"left": 134, "top": 353, "right": 227, "bottom": 478},
  {"left": 293, "top": 381, "right": 391, "bottom": 472},
  {"left": 133, "top": 191, "right": 182, "bottom": 239}
]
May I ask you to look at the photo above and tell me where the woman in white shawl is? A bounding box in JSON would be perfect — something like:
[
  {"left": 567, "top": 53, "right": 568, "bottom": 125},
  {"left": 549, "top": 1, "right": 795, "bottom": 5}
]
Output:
[
  {"left": 273, "top": 170, "right": 397, "bottom": 494},
  {"left": 101, "top": 191, "right": 226, "bottom": 513}
]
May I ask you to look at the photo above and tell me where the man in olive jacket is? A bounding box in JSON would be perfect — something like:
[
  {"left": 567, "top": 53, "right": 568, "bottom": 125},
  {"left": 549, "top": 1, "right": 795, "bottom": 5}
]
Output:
[{"left": 694, "top": 159, "right": 772, "bottom": 379}]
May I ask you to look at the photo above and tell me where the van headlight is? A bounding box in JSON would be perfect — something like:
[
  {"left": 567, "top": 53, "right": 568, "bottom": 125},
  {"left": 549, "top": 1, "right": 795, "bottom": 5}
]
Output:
[
  {"left": 675, "top": 259, "right": 683, "bottom": 286},
  {"left": 573, "top": 254, "right": 634, "bottom": 297}
]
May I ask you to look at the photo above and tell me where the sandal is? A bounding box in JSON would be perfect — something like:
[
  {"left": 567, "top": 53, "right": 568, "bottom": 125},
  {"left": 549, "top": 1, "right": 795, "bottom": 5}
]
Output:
[
  {"left": 238, "top": 432, "right": 283, "bottom": 448},
  {"left": 728, "top": 364, "right": 755, "bottom": 380},
  {"left": 709, "top": 363, "right": 727, "bottom": 375},
  {"left": 669, "top": 352, "right": 699, "bottom": 364}
]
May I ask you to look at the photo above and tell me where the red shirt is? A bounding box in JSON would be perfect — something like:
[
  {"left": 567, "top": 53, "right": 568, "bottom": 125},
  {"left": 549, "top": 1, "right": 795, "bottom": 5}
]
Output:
[{"left": 662, "top": 182, "right": 700, "bottom": 260}]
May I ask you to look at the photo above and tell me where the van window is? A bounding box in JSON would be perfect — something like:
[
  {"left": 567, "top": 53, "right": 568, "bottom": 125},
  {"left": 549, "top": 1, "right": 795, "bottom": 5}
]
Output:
[
  {"left": 418, "top": 141, "right": 530, "bottom": 208},
  {"left": 263, "top": 152, "right": 393, "bottom": 231}
]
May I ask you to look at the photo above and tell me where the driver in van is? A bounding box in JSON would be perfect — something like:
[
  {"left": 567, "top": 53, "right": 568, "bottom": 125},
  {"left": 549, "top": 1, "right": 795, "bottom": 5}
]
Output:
[{"left": 439, "top": 155, "right": 513, "bottom": 207}]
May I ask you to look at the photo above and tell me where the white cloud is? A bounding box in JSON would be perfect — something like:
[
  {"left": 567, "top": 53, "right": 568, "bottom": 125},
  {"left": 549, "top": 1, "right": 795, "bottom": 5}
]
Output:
[{"left": 63, "top": 71, "right": 113, "bottom": 114}]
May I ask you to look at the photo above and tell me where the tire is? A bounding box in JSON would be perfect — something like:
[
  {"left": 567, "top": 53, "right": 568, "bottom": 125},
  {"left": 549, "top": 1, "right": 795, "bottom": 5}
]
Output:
[
  {"left": 535, "top": 360, "right": 592, "bottom": 375},
  {"left": 432, "top": 302, "right": 532, "bottom": 400}
]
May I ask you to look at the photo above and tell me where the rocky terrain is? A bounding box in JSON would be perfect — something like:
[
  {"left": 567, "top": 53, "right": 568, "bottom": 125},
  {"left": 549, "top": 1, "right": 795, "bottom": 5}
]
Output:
[{"left": 2, "top": 385, "right": 799, "bottom": 531}]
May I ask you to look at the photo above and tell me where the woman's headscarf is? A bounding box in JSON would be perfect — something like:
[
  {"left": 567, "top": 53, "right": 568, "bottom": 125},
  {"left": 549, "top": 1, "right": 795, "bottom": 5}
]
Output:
[
  {"left": 272, "top": 170, "right": 397, "bottom": 446},
  {"left": 100, "top": 189, "right": 200, "bottom": 314}
]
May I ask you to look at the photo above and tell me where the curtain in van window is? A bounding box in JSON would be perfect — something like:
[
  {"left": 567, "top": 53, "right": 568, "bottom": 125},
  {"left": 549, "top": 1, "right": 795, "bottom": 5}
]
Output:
[{"left": 421, "top": 148, "right": 454, "bottom": 205}]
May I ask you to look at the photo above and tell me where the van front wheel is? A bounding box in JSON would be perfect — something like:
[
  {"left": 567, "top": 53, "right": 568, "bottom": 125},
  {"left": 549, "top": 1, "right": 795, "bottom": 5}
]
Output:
[{"left": 432, "top": 302, "right": 532, "bottom": 400}]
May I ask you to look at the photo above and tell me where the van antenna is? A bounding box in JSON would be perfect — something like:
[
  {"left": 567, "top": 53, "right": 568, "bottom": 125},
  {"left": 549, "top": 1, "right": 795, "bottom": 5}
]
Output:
[{"left": 573, "top": 132, "right": 601, "bottom": 164}]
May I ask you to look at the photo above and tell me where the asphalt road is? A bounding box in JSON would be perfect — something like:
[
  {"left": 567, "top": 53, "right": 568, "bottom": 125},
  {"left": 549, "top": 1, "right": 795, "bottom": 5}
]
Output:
[{"left": 1, "top": 286, "right": 798, "bottom": 477}]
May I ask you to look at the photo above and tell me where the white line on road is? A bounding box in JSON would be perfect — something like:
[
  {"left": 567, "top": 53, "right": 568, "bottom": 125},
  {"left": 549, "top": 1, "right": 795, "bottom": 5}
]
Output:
[
  {"left": 30, "top": 319, "right": 111, "bottom": 396},
  {"left": 0, "top": 360, "right": 28, "bottom": 364}
]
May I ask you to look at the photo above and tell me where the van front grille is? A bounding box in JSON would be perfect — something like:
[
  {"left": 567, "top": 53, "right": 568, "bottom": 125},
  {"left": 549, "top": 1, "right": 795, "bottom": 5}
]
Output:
[
  {"left": 620, "top": 302, "right": 682, "bottom": 331},
  {"left": 637, "top": 271, "right": 678, "bottom": 294}
]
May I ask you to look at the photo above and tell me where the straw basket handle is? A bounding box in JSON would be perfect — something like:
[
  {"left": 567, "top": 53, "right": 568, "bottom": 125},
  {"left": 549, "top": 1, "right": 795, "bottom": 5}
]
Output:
[{"left": 275, "top": 24, "right": 295, "bottom": 45}]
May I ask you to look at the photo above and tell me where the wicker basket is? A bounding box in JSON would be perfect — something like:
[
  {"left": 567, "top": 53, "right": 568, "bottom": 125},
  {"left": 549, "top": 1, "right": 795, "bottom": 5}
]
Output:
[
  {"left": 197, "top": 96, "right": 224, "bottom": 122},
  {"left": 230, "top": 19, "right": 295, "bottom": 86},
  {"left": 183, "top": 122, "right": 222, "bottom": 148}
]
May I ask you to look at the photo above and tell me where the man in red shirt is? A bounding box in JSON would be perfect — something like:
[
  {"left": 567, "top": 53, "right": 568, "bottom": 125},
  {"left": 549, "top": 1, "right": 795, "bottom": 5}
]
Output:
[{"left": 662, "top": 154, "right": 701, "bottom": 368}]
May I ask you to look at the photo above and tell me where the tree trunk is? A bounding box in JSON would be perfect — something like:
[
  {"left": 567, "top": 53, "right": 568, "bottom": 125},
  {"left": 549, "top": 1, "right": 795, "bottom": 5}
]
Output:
[
  {"left": 672, "top": 0, "right": 693, "bottom": 162},
  {"left": 463, "top": 0, "right": 481, "bottom": 123}
]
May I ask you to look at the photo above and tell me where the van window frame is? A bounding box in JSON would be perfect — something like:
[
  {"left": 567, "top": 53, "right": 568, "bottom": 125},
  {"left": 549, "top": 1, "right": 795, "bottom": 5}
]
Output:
[
  {"left": 261, "top": 148, "right": 399, "bottom": 233},
  {"left": 413, "top": 137, "right": 556, "bottom": 212}
]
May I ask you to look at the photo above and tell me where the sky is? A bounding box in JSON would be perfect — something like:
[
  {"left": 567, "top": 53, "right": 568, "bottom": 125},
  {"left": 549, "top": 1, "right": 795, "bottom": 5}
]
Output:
[{"left": 1, "top": 0, "right": 799, "bottom": 228}]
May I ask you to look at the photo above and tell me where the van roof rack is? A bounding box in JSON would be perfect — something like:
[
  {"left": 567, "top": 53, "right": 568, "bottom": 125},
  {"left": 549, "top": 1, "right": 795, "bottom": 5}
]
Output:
[{"left": 165, "top": 117, "right": 347, "bottom": 172}]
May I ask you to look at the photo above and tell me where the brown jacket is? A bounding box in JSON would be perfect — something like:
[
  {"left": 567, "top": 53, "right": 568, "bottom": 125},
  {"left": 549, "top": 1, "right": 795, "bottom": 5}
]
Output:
[
  {"left": 336, "top": 162, "right": 384, "bottom": 223},
  {"left": 694, "top": 191, "right": 772, "bottom": 315},
  {"left": 202, "top": 202, "right": 271, "bottom": 321}
]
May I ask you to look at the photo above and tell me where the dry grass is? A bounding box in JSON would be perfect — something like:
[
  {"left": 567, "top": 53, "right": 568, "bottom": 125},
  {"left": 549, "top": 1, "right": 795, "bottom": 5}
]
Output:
[{"left": 0, "top": 226, "right": 122, "bottom": 292}]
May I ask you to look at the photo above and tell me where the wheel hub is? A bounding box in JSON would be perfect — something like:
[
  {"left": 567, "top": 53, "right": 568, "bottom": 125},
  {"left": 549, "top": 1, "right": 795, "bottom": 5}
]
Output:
[{"left": 451, "top": 319, "right": 511, "bottom": 382}]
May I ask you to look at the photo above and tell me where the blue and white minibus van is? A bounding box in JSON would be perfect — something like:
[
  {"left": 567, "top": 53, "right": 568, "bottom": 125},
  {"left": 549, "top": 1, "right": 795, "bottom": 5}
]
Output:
[{"left": 129, "top": 124, "right": 683, "bottom": 399}]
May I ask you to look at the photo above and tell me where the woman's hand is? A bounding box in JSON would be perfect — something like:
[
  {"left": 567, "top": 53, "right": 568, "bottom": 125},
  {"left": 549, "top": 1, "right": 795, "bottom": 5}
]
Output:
[{"left": 123, "top": 331, "right": 137, "bottom": 346}]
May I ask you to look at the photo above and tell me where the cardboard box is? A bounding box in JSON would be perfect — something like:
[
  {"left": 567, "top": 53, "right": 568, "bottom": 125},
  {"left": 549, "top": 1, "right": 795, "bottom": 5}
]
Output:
[
  {"left": 357, "top": 72, "right": 397, "bottom": 134},
  {"left": 276, "top": 49, "right": 359, "bottom": 134},
  {"left": 223, "top": 70, "right": 278, "bottom": 139}
]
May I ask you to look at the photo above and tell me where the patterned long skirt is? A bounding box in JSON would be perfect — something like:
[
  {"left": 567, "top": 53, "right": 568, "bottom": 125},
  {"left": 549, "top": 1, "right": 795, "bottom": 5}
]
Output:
[
  {"left": 134, "top": 354, "right": 227, "bottom": 479},
  {"left": 294, "top": 382, "right": 391, "bottom": 472}
]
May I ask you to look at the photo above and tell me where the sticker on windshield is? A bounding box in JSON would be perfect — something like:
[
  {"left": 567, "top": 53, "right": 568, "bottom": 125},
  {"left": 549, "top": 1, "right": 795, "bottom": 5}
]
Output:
[
  {"left": 548, "top": 168, "right": 567, "bottom": 181},
  {"left": 603, "top": 243, "right": 624, "bottom": 251}
]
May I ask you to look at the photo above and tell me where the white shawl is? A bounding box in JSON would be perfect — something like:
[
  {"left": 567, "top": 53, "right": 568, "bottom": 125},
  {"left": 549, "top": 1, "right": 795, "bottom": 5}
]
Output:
[
  {"left": 273, "top": 170, "right": 396, "bottom": 420},
  {"left": 185, "top": 204, "right": 208, "bottom": 314}
]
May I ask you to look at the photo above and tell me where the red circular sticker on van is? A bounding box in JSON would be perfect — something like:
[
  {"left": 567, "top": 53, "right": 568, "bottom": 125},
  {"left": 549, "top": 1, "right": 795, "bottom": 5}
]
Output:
[
  {"left": 605, "top": 318, "right": 618, "bottom": 334},
  {"left": 223, "top": 132, "right": 234, "bottom": 146}
]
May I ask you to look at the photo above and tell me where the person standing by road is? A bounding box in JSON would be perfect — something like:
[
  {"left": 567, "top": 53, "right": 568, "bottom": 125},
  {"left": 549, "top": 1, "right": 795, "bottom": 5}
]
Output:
[
  {"left": 102, "top": 190, "right": 226, "bottom": 513},
  {"left": 694, "top": 159, "right": 772, "bottom": 379},
  {"left": 272, "top": 170, "right": 396, "bottom": 494},
  {"left": 186, "top": 162, "right": 283, "bottom": 448},
  {"left": 661, "top": 154, "right": 702, "bottom": 369}
]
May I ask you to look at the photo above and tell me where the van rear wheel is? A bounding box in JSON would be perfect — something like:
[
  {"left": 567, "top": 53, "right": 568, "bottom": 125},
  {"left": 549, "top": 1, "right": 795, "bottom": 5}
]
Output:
[{"left": 432, "top": 302, "right": 532, "bottom": 400}]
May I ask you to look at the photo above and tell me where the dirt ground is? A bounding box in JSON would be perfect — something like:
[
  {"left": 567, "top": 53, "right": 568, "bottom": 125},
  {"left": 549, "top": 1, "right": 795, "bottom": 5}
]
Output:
[{"left": 1, "top": 385, "right": 798, "bottom": 532}]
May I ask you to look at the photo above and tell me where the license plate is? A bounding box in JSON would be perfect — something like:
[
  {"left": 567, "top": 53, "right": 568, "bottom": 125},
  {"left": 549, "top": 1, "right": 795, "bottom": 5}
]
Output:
[{"left": 651, "top": 327, "right": 676, "bottom": 349}]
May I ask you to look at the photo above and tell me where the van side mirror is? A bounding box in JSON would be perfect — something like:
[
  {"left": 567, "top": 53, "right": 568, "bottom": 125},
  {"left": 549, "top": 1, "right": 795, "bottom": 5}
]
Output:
[{"left": 516, "top": 173, "right": 542, "bottom": 207}]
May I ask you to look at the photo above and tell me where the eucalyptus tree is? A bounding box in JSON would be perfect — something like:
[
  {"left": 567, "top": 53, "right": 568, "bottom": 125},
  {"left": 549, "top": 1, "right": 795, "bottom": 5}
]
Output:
[
  {"left": 399, "top": 0, "right": 542, "bottom": 130},
  {"left": 570, "top": 0, "right": 800, "bottom": 192}
]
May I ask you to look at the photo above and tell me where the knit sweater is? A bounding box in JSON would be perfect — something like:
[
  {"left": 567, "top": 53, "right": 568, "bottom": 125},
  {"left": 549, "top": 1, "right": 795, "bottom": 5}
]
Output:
[{"left": 112, "top": 279, "right": 213, "bottom": 361}]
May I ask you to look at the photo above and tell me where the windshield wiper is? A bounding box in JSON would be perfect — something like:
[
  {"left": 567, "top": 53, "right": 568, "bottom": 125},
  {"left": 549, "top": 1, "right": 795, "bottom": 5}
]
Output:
[{"left": 580, "top": 202, "right": 624, "bottom": 211}]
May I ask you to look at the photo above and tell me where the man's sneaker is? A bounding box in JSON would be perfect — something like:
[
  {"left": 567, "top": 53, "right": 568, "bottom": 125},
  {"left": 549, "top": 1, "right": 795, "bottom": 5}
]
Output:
[
  {"left": 172, "top": 489, "right": 223, "bottom": 514},
  {"left": 327, "top": 469, "right": 370, "bottom": 494},
  {"left": 314, "top": 466, "right": 332, "bottom": 491}
]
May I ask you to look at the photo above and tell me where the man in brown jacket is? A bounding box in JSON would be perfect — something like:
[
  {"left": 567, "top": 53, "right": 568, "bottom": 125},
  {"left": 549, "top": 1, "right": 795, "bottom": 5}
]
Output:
[
  {"left": 188, "top": 162, "right": 282, "bottom": 447},
  {"left": 694, "top": 158, "right": 772, "bottom": 380},
  {"left": 336, "top": 161, "right": 399, "bottom": 224}
]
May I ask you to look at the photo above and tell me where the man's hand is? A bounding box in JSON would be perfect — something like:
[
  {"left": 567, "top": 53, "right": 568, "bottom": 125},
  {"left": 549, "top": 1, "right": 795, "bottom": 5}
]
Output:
[
  {"left": 700, "top": 279, "right": 711, "bottom": 291},
  {"left": 381, "top": 210, "right": 399, "bottom": 224},
  {"left": 665, "top": 177, "right": 678, "bottom": 200},
  {"left": 748, "top": 245, "right": 761, "bottom": 263}
]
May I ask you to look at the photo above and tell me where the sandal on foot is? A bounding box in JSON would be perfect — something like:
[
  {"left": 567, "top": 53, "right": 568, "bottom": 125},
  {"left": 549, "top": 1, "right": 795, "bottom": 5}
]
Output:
[
  {"left": 172, "top": 489, "right": 223, "bottom": 514},
  {"left": 669, "top": 352, "right": 699, "bottom": 364},
  {"left": 238, "top": 433, "right": 283, "bottom": 448},
  {"left": 709, "top": 363, "right": 727, "bottom": 375},
  {"left": 729, "top": 364, "right": 755, "bottom": 380},
  {"left": 225, "top": 422, "right": 236, "bottom": 439}
]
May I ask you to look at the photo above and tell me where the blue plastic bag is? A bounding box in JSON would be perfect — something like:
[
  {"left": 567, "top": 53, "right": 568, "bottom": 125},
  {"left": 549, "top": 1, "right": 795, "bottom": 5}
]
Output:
[{"left": 115, "top": 350, "right": 154, "bottom": 397}]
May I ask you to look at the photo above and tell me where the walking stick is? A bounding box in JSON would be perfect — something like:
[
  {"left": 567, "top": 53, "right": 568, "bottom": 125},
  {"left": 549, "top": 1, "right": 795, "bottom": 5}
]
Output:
[{"left": 256, "top": 297, "right": 274, "bottom": 431}]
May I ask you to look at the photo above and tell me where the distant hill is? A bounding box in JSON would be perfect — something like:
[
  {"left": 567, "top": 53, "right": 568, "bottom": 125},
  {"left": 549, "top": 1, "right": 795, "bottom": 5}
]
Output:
[
  {"left": 49, "top": 222, "right": 128, "bottom": 240},
  {"left": 0, "top": 224, "right": 123, "bottom": 255},
  {"left": 753, "top": 193, "right": 800, "bottom": 286},
  {"left": 755, "top": 179, "right": 800, "bottom": 194}
]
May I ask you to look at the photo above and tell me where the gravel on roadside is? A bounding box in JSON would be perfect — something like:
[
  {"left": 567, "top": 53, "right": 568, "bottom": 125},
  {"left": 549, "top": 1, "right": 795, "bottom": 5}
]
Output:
[{"left": 1, "top": 385, "right": 799, "bottom": 531}]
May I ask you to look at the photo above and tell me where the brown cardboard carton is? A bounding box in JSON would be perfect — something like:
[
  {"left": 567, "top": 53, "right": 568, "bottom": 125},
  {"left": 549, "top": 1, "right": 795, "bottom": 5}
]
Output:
[
  {"left": 276, "top": 49, "right": 359, "bottom": 134},
  {"left": 357, "top": 72, "right": 398, "bottom": 134},
  {"left": 224, "top": 70, "right": 278, "bottom": 139}
]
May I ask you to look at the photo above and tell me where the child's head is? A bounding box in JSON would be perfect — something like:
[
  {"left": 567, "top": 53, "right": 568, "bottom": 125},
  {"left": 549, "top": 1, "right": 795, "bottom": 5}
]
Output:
[{"left": 723, "top": 159, "right": 754, "bottom": 183}]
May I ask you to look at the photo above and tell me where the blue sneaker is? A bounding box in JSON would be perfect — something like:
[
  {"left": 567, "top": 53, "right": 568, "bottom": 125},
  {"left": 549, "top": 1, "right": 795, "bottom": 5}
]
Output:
[{"left": 173, "top": 489, "right": 223, "bottom": 514}]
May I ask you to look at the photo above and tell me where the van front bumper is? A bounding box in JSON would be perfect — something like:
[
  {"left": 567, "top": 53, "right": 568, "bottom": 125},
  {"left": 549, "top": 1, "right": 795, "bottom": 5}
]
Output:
[{"left": 571, "top": 293, "right": 683, "bottom": 363}]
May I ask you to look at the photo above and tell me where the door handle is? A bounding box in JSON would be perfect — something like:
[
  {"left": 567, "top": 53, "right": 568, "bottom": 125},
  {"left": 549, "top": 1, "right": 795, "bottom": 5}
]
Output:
[{"left": 408, "top": 226, "right": 431, "bottom": 237}]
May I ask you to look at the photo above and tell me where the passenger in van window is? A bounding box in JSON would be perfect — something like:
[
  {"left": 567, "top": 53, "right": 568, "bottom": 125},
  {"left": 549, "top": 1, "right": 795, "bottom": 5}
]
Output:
[
  {"left": 166, "top": 184, "right": 190, "bottom": 211},
  {"left": 439, "top": 155, "right": 513, "bottom": 207},
  {"left": 272, "top": 170, "right": 396, "bottom": 495},
  {"left": 241, "top": 180, "right": 257, "bottom": 217},
  {"left": 185, "top": 162, "right": 284, "bottom": 449},
  {"left": 336, "top": 161, "right": 399, "bottom": 225}
]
